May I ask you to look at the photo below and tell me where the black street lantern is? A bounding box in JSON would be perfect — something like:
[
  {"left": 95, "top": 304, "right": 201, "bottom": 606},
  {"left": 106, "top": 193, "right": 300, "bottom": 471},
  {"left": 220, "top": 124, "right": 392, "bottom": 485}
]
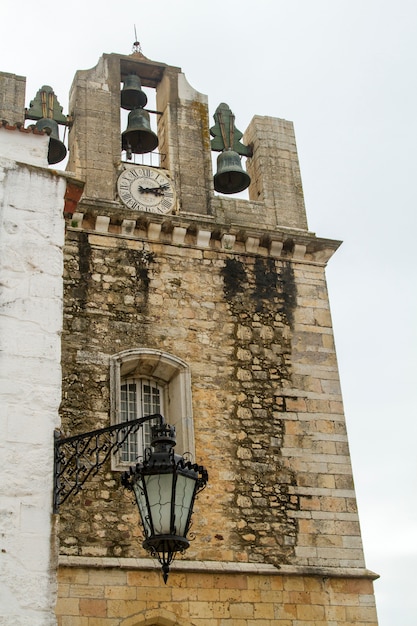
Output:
[
  {"left": 122, "top": 421, "right": 208, "bottom": 582},
  {"left": 54, "top": 413, "right": 208, "bottom": 584}
]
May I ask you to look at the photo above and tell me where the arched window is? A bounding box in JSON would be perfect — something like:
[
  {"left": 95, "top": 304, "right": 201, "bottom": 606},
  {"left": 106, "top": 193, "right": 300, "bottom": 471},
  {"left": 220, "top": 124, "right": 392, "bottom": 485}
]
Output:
[
  {"left": 110, "top": 349, "right": 195, "bottom": 469},
  {"left": 120, "top": 377, "right": 164, "bottom": 463}
]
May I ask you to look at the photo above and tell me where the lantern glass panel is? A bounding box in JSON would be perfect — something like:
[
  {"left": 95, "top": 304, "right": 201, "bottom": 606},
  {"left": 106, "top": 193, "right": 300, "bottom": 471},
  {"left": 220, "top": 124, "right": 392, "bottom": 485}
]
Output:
[
  {"left": 174, "top": 472, "right": 197, "bottom": 536},
  {"left": 132, "top": 480, "right": 152, "bottom": 536},
  {"left": 144, "top": 473, "right": 174, "bottom": 535}
]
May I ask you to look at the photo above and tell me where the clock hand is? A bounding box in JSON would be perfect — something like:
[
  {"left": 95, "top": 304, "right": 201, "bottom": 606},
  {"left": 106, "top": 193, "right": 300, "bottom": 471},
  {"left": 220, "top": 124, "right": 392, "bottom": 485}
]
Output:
[
  {"left": 138, "top": 185, "right": 158, "bottom": 194},
  {"left": 154, "top": 185, "right": 169, "bottom": 195},
  {"left": 138, "top": 185, "right": 167, "bottom": 196}
]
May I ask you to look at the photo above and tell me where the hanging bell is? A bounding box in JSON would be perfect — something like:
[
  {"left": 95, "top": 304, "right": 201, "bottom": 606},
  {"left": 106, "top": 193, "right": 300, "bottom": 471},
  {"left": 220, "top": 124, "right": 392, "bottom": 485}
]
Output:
[
  {"left": 121, "top": 73, "right": 148, "bottom": 110},
  {"left": 35, "top": 118, "right": 67, "bottom": 165},
  {"left": 214, "top": 149, "right": 251, "bottom": 194},
  {"left": 122, "top": 107, "right": 159, "bottom": 155}
]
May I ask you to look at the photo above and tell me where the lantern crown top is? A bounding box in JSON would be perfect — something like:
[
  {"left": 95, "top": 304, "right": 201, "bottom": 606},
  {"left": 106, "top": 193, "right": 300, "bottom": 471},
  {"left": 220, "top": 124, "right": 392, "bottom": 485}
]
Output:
[{"left": 150, "top": 423, "right": 176, "bottom": 449}]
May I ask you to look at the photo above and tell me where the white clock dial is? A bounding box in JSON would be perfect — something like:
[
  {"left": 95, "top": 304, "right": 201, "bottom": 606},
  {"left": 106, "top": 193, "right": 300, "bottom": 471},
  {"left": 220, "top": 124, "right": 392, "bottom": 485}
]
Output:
[{"left": 117, "top": 166, "right": 176, "bottom": 214}]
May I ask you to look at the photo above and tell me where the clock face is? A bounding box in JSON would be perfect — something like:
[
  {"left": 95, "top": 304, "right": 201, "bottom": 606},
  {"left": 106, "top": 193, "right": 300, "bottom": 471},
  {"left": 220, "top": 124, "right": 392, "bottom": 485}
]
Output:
[{"left": 117, "top": 166, "right": 176, "bottom": 214}]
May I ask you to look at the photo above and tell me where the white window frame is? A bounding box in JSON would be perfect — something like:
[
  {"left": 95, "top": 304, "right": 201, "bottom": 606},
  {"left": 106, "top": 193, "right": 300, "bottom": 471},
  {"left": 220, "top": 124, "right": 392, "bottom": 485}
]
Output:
[{"left": 110, "top": 349, "right": 195, "bottom": 470}]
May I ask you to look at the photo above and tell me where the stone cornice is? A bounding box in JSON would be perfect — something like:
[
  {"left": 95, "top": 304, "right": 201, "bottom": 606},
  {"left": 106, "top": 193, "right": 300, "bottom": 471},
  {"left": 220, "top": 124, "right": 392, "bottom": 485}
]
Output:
[
  {"left": 67, "top": 197, "right": 341, "bottom": 265},
  {"left": 59, "top": 556, "right": 379, "bottom": 580}
]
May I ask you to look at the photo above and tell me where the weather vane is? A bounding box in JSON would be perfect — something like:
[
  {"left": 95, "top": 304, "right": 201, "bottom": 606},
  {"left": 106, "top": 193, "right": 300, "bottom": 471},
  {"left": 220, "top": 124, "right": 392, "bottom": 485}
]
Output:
[{"left": 132, "top": 25, "right": 142, "bottom": 54}]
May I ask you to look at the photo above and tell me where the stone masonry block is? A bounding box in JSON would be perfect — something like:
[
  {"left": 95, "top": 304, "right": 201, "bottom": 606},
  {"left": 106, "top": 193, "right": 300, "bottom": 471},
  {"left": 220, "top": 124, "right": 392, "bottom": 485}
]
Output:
[
  {"left": 221, "top": 233, "right": 236, "bottom": 250},
  {"left": 196, "top": 229, "right": 211, "bottom": 247},
  {"left": 246, "top": 237, "right": 260, "bottom": 253},
  {"left": 270, "top": 240, "right": 284, "bottom": 257},
  {"left": 172, "top": 226, "right": 187, "bottom": 244},
  {"left": 95, "top": 216, "right": 110, "bottom": 233},
  {"left": 121, "top": 220, "right": 136, "bottom": 236}
]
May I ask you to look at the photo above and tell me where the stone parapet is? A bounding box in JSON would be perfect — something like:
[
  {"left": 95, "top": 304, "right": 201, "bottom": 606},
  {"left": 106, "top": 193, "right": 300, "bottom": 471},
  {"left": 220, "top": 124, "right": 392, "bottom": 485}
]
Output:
[{"left": 67, "top": 199, "right": 341, "bottom": 266}]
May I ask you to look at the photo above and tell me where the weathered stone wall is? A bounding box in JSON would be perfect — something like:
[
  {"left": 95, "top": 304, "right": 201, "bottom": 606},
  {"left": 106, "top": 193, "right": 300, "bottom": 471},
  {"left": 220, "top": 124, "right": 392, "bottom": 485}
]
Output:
[
  {"left": 157, "top": 69, "right": 213, "bottom": 216},
  {"left": 0, "top": 71, "right": 26, "bottom": 124},
  {"left": 244, "top": 116, "right": 308, "bottom": 230},
  {"left": 284, "top": 262, "right": 364, "bottom": 569},
  {"left": 60, "top": 230, "right": 296, "bottom": 564},
  {"left": 56, "top": 563, "right": 379, "bottom": 625},
  {"left": 59, "top": 222, "right": 364, "bottom": 573},
  {"left": 67, "top": 54, "right": 120, "bottom": 200}
]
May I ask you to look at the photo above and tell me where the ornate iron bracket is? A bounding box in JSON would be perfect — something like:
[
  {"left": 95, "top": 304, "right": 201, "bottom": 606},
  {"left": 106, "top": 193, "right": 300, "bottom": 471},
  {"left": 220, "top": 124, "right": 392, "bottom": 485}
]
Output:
[{"left": 53, "top": 413, "right": 164, "bottom": 513}]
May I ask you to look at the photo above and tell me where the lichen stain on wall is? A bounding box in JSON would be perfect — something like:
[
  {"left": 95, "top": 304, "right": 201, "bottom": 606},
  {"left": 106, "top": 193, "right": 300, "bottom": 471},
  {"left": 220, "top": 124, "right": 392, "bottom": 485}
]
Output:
[
  {"left": 221, "top": 255, "right": 299, "bottom": 566},
  {"left": 191, "top": 100, "right": 211, "bottom": 152},
  {"left": 71, "top": 231, "right": 91, "bottom": 310}
]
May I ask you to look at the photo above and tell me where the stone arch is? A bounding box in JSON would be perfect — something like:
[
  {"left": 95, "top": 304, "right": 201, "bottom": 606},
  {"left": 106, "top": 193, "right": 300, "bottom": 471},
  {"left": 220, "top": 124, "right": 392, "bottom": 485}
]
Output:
[{"left": 120, "top": 607, "right": 197, "bottom": 626}]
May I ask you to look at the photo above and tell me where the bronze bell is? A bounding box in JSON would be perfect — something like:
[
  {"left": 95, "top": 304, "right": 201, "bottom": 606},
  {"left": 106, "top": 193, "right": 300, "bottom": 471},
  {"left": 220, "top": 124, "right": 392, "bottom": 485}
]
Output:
[
  {"left": 122, "top": 107, "right": 159, "bottom": 155},
  {"left": 121, "top": 73, "right": 148, "bottom": 110},
  {"left": 35, "top": 118, "right": 67, "bottom": 164},
  {"left": 214, "top": 149, "right": 251, "bottom": 194}
]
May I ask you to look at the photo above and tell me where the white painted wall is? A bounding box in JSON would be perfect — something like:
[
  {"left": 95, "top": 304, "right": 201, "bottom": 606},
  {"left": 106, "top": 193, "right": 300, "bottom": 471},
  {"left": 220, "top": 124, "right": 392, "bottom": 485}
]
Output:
[
  {"left": 0, "top": 131, "right": 66, "bottom": 625},
  {"left": 0, "top": 126, "right": 49, "bottom": 167}
]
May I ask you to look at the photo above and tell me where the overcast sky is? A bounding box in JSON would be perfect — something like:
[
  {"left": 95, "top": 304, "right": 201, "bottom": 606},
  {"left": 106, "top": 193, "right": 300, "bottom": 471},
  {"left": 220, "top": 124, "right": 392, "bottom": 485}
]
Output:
[{"left": 2, "top": 1, "right": 416, "bottom": 624}]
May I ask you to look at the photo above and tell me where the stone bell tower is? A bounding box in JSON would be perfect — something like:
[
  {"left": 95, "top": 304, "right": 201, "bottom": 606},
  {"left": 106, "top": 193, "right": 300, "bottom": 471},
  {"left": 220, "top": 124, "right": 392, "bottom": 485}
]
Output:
[
  {"left": 66, "top": 52, "right": 213, "bottom": 215},
  {"left": 55, "top": 49, "right": 379, "bottom": 625}
]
